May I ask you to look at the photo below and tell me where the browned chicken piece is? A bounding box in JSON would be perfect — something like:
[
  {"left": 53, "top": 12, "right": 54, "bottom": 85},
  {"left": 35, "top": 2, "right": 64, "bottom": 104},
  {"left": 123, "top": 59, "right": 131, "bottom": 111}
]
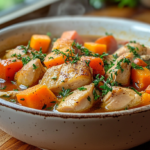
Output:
[
  {"left": 3, "top": 46, "right": 34, "bottom": 59},
  {"left": 0, "top": 91, "right": 19, "bottom": 99},
  {"left": 40, "top": 61, "right": 93, "bottom": 94},
  {"left": 15, "top": 59, "right": 46, "bottom": 87},
  {"left": 57, "top": 84, "right": 96, "bottom": 112},
  {"left": 106, "top": 53, "right": 133, "bottom": 86},
  {"left": 114, "top": 43, "right": 147, "bottom": 57},
  {"left": 141, "top": 55, "right": 150, "bottom": 61},
  {"left": 101, "top": 86, "right": 142, "bottom": 111}
]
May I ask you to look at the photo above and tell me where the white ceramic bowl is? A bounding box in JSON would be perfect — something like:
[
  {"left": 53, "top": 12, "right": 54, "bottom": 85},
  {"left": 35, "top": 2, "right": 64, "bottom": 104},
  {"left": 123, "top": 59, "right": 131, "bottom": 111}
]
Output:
[{"left": 1, "top": 17, "right": 150, "bottom": 150}]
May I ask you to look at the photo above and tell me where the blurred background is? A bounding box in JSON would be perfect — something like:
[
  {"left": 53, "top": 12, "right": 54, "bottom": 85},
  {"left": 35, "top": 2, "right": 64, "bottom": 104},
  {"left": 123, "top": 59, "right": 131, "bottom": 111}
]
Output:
[{"left": 1, "top": 0, "right": 150, "bottom": 29}]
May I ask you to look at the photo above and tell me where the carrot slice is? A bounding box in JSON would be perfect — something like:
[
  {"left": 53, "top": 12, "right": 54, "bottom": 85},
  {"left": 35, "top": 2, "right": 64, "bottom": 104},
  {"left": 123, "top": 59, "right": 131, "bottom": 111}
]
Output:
[
  {"left": 81, "top": 56, "right": 105, "bottom": 76},
  {"left": 141, "top": 93, "right": 150, "bottom": 106},
  {"left": 95, "top": 35, "right": 117, "bottom": 53},
  {"left": 84, "top": 42, "right": 107, "bottom": 55},
  {"left": 30, "top": 34, "right": 51, "bottom": 53},
  {"left": 133, "top": 58, "right": 147, "bottom": 67},
  {"left": 0, "top": 58, "right": 23, "bottom": 80},
  {"left": 131, "top": 67, "right": 150, "bottom": 90},
  {"left": 61, "top": 30, "right": 83, "bottom": 45},
  {"left": 16, "top": 85, "right": 57, "bottom": 110}
]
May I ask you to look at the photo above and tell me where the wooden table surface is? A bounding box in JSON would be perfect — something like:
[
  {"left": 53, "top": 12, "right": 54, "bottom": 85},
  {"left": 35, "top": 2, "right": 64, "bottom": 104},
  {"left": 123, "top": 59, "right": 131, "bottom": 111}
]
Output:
[{"left": 1, "top": 5, "right": 150, "bottom": 150}]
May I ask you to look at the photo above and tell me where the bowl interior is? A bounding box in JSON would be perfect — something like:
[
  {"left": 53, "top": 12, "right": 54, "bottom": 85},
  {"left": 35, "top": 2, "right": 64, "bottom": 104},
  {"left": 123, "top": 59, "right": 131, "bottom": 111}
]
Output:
[{"left": 1, "top": 17, "right": 150, "bottom": 117}]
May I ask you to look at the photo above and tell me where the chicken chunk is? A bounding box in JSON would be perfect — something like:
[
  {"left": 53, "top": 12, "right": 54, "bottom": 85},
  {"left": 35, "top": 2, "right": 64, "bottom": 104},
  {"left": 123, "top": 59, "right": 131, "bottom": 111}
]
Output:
[
  {"left": 57, "top": 84, "right": 95, "bottom": 112},
  {"left": 101, "top": 86, "right": 142, "bottom": 111},
  {"left": 106, "top": 53, "right": 133, "bottom": 86},
  {"left": 114, "top": 43, "right": 147, "bottom": 57},
  {"left": 3, "top": 46, "right": 34, "bottom": 59},
  {"left": 15, "top": 59, "right": 46, "bottom": 87},
  {"left": 40, "top": 61, "right": 93, "bottom": 94}
]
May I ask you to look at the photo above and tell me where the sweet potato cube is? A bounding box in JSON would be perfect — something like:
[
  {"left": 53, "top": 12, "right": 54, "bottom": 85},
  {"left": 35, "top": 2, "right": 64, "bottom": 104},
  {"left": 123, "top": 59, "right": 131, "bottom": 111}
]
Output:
[
  {"left": 16, "top": 85, "right": 57, "bottom": 110},
  {"left": 30, "top": 34, "right": 51, "bottom": 53}
]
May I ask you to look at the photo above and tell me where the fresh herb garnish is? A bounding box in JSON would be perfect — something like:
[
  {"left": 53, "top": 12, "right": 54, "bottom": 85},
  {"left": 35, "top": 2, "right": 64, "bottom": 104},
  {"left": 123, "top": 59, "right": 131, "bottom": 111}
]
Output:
[
  {"left": 131, "top": 63, "right": 143, "bottom": 70},
  {"left": 85, "top": 60, "right": 90, "bottom": 67},
  {"left": 50, "top": 101, "right": 56, "bottom": 103},
  {"left": 22, "top": 56, "right": 31, "bottom": 65},
  {"left": 20, "top": 98, "right": 25, "bottom": 101},
  {"left": 59, "top": 87, "right": 73, "bottom": 98},
  {"left": 105, "top": 32, "right": 112, "bottom": 35},
  {"left": 48, "top": 57, "right": 54, "bottom": 59},
  {"left": 100, "top": 52, "right": 109, "bottom": 59},
  {"left": 42, "top": 104, "right": 47, "bottom": 109},
  {"left": 77, "top": 87, "right": 87, "bottom": 91},
  {"left": 93, "top": 74, "right": 104, "bottom": 87},
  {"left": 51, "top": 77, "right": 57, "bottom": 80},
  {"left": 33, "top": 64, "right": 38, "bottom": 69},
  {"left": 11, "top": 53, "right": 16, "bottom": 57},
  {"left": 13, "top": 89, "right": 18, "bottom": 91},
  {"left": 12, "top": 59, "right": 16, "bottom": 62},
  {"left": 130, "top": 87, "right": 142, "bottom": 96},
  {"left": 11, "top": 81, "right": 16, "bottom": 84},
  {"left": 47, "top": 32, "right": 51, "bottom": 37},
  {"left": 127, "top": 45, "right": 140, "bottom": 58},
  {"left": 115, "top": 59, "right": 124, "bottom": 73},
  {"left": 87, "top": 96, "right": 91, "bottom": 102},
  {"left": 0, "top": 86, "right": 6, "bottom": 90},
  {"left": 10, "top": 99, "right": 16, "bottom": 103},
  {"left": 112, "top": 54, "right": 118, "bottom": 60},
  {"left": 2, "top": 95, "right": 10, "bottom": 98},
  {"left": 93, "top": 88, "right": 100, "bottom": 100},
  {"left": 21, "top": 41, "right": 30, "bottom": 54},
  {"left": 47, "top": 107, "right": 53, "bottom": 110},
  {"left": 130, "top": 41, "right": 136, "bottom": 43}
]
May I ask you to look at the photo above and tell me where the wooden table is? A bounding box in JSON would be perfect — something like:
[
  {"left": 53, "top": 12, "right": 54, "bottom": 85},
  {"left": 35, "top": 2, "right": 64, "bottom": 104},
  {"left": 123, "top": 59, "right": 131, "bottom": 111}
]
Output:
[{"left": 1, "top": 5, "right": 150, "bottom": 150}]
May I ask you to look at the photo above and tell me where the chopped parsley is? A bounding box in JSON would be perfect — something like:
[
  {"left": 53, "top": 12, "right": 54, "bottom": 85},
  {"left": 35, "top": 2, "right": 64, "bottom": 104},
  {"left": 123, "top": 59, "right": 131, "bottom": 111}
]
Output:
[
  {"left": 59, "top": 87, "right": 73, "bottom": 98},
  {"left": 100, "top": 52, "right": 109, "bottom": 59},
  {"left": 127, "top": 45, "right": 140, "bottom": 58},
  {"left": 115, "top": 59, "right": 124, "bottom": 73},
  {"left": 51, "top": 77, "right": 57, "bottom": 80},
  {"left": 131, "top": 63, "right": 143, "bottom": 70},
  {"left": 11, "top": 53, "right": 16, "bottom": 57},
  {"left": 87, "top": 96, "right": 91, "bottom": 102},
  {"left": 22, "top": 56, "right": 31, "bottom": 65},
  {"left": 12, "top": 59, "right": 16, "bottom": 62},
  {"left": 0, "top": 86, "right": 6, "bottom": 90},
  {"left": 21, "top": 41, "right": 30, "bottom": 54},
  {"left": 10, "top": 99, "right": 16, "bottom": 103},
  {"left": 105, "top": 32, "right": 112, "bottom": 35},
  {"left": 11, "top": 81, "right": 16, "bottom": 84},
  {"left": 42, "top": 104, "right": 47, "bottom": 109},
  {"left": 2, "top": 95, "right": 10, "bottom": 98},
  {"left": 112, "top": 54, "right": 118, "bottom": 60},
  {"left": 50, "top": 101, "right": 56, "bottom": 103},
  {"left": 130, "top": 87, "right": 142, "bottom": 96},
  {"left": 130, "top": 41, "right": 136, "bottom": 43},
  {"left": 85, "top": 60, "right": 90, "bottom": 67},
  {"left": 20, "top": 98, "right": 25, "bottom": 101},
  {"left": 48, "top": 57, "right": 54, "bottom": 59},
  {"left": 77, "top": 87, "right": 87, "bottom": 91},
  {"left": 93, "top": 74, "right": 104, "bottom": 87},
  {"left": 13, "top": 89, "right": 18, "bottom": 91},
  {"left": 33, "top": 64, "right": 38, "bottom": 69},
  {"left": 93, "top": 88, "right": 100, "bottom": 100},
  {"left": 47, "top": 107, "right": 53, "bottom": 110},
  {"left": 142, "top": 44, "right": 145, "bottom": 47},
  {"left": 47, "top": 32, "right": 51, "bottom": 37}
]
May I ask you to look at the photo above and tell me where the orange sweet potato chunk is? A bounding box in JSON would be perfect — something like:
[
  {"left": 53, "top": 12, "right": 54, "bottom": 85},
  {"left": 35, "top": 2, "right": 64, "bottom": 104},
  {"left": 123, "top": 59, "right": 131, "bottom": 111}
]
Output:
[{"left": 16, "top": 85, "right": 57, "bottom": 110}]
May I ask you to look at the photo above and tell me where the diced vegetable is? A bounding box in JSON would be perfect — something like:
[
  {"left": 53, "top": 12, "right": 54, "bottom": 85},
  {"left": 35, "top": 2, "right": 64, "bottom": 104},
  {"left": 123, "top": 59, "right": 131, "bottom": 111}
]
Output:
[
  {"left": 95, "top": 35, "right": 118, "bottom": 53},
  {"left": 133, "top": 58, "right": 147, "bottom": 67},
  {"left": 131, "top": 67, "right": 150, "bottom": 90},
  {"left": 141, "top": 93, "right": 150, "bottom": 106},
  {"left": 81, "top": 56, "right": 105, "bottom": 76},
  {"left": 44, "top": 49, "right": 67, "bottom": 68},
  {"left": 44, "top": 38, "right": 74, "bottom": 68},
  {"left": 16, "top": 85, "right": 57, "bottom": 110},
  {"left": 146, "top": 85, "right": 150, "bottom": 94},
  {"left": 30, "top": 34, "right": 51, "bottom": 53},
  {"left": 84, "top": 42, "right": 107, "bottom": 55},
  {"left": 61, "top": 30, "right": 83, "bottom": 45},
  {"left": 0, "top": 58, "right": 23, "bottom": 80}
]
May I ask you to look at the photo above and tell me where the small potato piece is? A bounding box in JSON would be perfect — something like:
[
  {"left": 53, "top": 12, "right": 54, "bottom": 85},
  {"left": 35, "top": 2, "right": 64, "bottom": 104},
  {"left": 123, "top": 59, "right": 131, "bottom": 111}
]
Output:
[
  {"left": 114, "top": 43, "right": 147, "bottom": 57},
  {"left": 40, "top": 61, "right": 93, "bottom": 94},
  {"left": 57, "top": 84, "right": 95, "bottom": 112},
  {"left": 107, "top": 53, "right": 133, "bottom": 86},
  {"left": 15, "top": 59, "right": 46, "bottom": 87},
  {"left": 16, "top": 85, "right": 57, "bottom": 110},
  {"left": 102, "top": 86, "right": 142, "bottom": 111}
]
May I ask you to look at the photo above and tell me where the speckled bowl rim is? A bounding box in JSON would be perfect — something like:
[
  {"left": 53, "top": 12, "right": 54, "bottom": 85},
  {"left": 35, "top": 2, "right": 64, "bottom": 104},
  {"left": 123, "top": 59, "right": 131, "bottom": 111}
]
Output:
[{"left": 1, "top": 16, "right": 150, "bottom": 119}]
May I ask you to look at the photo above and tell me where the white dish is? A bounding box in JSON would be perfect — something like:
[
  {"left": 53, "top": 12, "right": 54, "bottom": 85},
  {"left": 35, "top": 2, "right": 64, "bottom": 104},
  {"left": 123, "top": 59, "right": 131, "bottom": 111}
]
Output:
[{"left": 0, "top": 17, "right": 150, "bottom": 150}]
